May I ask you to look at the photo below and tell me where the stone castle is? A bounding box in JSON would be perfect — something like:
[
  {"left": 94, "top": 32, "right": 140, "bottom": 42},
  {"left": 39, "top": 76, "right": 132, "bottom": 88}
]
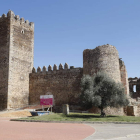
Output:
[{"left": 0, "top": 11, "right": 139, "bottom": 115}]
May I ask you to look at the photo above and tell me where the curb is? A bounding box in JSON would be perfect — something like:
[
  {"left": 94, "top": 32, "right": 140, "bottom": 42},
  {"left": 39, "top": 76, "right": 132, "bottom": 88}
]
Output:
[
  {"left": 106, "top": 134, "right": 140, "bottom": 140},
  {"left": 10, "top": 119, "right": 140, "bottom": 124}
]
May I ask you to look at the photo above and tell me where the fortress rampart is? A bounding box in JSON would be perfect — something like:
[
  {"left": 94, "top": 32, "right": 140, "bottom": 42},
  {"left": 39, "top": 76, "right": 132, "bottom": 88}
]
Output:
[
  {"left": 0, "top": 11, "right": 34, "bottom": 110},
  {"left": 0, "top": 11, "right": 132, "bottom": 115},
  {"left": 29, "top": 64, "right": 83, "bottom": 106},
  {"left": 83, "top": 44, "right": 121, "bottom": 83},
  {"left": 29, "top": 44, "right": 129, "bottom": 114}
]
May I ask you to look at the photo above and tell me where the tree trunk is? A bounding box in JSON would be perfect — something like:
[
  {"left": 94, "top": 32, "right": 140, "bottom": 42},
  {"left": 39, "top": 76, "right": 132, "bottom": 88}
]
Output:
[{"left": 100, "top": 107, "right": 106, "bottom": 117}]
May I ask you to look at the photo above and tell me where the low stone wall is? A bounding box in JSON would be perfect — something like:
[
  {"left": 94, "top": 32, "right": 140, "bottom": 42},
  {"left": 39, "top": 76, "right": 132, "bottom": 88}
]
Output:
[
  {"left": 127, "top": 106, "right": 138, "bottom": 116},
  {"left": 89, "top": 107, "right": 124, "bottom": 116},
  {"left": 51, "top": 104, "right": 140, "bottom": 117},
  {"left": 53, "top": 105, "right": 124, "bottom": 116}
]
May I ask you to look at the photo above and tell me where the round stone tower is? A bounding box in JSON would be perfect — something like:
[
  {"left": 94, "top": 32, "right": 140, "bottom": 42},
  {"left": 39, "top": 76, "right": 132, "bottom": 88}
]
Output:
[{"left": 83, "top": 44, "right": 121, "bottom": 83}]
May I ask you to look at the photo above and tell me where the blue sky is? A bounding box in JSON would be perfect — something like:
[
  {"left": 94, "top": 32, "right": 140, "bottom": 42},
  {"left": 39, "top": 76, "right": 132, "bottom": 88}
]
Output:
[{"left": 0, "top": 0, "right": 140, "bottom": 78}]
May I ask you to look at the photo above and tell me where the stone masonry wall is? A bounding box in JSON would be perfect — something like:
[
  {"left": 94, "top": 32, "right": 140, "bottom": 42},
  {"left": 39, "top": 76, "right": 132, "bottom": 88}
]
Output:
[
  {"left": 0, "top": 13, "right": 10, "bottom": 110},
  {"left": 29, "top": 45, "right": 127, "bottom": 116},
  {"left": 83, "top": 44, "right": 121, "bottom": 83},
  {"left": 29, "top": 64, "right": 83, "bottom": 106},
  {"left": 7, "top": 11, "right": 34, "bottom": 109},
  {"left": 119, "top": 59, "right": 129, "bottom": 95},
  {"left": 136, "top": 79, "right": 140, "bottom": 97},
  {"left": 129, "top": 77, "right": 140, "bottom": 98},
  {"left": 0, "top": 10, "right": 133, "bottom": 114},
  {"left": 89, "top": 106, "right": 124, "bottom": 116}
]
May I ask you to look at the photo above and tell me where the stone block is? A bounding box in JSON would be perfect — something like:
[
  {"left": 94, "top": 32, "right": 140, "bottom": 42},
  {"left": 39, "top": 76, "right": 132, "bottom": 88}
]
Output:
[
  {"left": 127, "top": 106, "right": 138, "bottom": 116},
  {"left": 62, "top": 104, "right": 69, "bottom": 115}
]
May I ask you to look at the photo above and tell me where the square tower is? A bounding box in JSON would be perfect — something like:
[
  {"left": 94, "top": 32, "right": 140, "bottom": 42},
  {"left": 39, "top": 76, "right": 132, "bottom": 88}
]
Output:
[{"left": 0, "top": 11, "right": 34, "bottom": 110}]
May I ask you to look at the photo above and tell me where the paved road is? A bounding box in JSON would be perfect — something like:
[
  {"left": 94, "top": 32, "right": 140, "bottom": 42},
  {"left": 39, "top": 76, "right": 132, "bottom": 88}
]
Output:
[
  {"left": 0, "top": 118, "right": 94, "bottom": 140},
  {"left": 1, "top": 117, "right": 140, "bottom": 140},
  {"left": 85, "top": 123, "right": 140, "bottom": 140}
]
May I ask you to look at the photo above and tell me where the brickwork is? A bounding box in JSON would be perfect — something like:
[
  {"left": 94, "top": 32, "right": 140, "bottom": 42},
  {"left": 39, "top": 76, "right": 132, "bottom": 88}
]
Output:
[
  {"left": 0, "top": 11, "right": 34, "bottom": 110},
  {"left": 29, "top": 65, "right": 83, "bottom": 106}
]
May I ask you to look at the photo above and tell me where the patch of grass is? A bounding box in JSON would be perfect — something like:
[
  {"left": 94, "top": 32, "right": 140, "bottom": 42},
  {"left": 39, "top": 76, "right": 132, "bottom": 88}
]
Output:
[{"left": 16, "top": 113, "right": 140, "bottom": 123}]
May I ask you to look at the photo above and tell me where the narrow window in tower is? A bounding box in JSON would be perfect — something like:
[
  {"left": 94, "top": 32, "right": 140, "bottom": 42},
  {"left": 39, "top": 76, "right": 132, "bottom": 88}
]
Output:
[
  {"left": 133, "top": 85, "right": 136, "bottom": 92},
  {"left": 21, "top": 29, "right": 24, "bottom": 34}
]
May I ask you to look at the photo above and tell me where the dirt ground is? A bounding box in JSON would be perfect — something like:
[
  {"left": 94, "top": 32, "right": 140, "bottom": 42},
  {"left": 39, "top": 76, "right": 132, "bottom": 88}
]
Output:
[{"left": 0, "top": 110, "right": 32, "bottom": 117}]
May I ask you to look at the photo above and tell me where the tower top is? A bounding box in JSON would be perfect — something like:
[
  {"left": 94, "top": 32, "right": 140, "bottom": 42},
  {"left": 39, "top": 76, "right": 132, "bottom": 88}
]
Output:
[{"left": 0, "top": 10, "right": 34, "bottom": 28}]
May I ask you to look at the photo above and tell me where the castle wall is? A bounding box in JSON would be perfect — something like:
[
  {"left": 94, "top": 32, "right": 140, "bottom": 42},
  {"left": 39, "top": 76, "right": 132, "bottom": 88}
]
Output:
[
  {"left": 29, "top": 65, "right": 83, "bottom": 106},
  {"left": 0, "top": 14, "right": 10, "bottom": 110},
  {"left": 129, "top": 77, "right": 140, "bottom": 98},
  {"left": 7, "top": 11, "right": 34, "bottom": 109},
  {"left": 0, "top": 10, "right": 130, "bottom": 114},
  {"left": 83, "top": 44, "right": 121, "bottom": 83},
  {"left": 136, "top": 79, "right": 140, "bottom": 98},
  {"left": 29, "top": 45, "right": 127, "bottom": 116},
  {"left": 119, "top": 59, "right": 129, "bottom": 95}
]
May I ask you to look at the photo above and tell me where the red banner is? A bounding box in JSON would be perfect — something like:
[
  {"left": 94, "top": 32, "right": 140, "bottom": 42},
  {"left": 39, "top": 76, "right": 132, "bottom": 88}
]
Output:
[{"left": 40, "top": 98, "right": 53, "bottom": 105}]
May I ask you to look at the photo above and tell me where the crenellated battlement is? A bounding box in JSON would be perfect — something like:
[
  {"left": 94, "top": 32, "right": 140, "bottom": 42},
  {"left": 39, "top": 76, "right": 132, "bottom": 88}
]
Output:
[
  {"left": 31, "top": 63, "right": 83, "bottom": 75},
  {"left": 0, "top": 10, "right": 34, "bottom": 28},
  {"left": 30, "top": 64, "right": 83, "bottom": 106}
]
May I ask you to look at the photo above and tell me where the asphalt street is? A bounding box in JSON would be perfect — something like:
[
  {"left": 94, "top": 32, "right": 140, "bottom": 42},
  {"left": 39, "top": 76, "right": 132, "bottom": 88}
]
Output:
[{"left": 84, "top": 123, "right": 140, "bottom": 140}]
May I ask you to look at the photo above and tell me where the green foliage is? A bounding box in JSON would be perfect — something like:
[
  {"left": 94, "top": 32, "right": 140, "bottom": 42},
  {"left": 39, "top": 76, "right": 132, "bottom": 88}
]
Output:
[
  {"left": 80, "top": 72, "right": 129, "bottom": 115},
  {"left": 80, "top": 75, "right": 94, "bottom": 109}
]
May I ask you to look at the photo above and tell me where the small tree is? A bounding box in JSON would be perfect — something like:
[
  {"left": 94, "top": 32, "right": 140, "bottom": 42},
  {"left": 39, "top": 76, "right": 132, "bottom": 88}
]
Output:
[{"left": 80, "top": 72, "right": 129, "bottom": 117}]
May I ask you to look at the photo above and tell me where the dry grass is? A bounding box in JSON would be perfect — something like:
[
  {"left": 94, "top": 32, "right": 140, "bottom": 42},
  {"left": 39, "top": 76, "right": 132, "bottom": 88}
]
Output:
[{"left": 0, "top": 110, "right": 31, "bottom": 117}]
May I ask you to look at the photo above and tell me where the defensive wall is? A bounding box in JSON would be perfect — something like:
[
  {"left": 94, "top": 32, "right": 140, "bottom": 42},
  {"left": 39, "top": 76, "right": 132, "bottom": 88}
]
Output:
[
  {"left": 128, "top": 77, "right": 140, "bottom": 98},
  {"left": 0, "top": 11, "right": 34, "bottom": 110},
  {"left": 0, "top": 12, "right": 10, "bottom": 110},
  {"left": 120, "top": 59, "right": 129, "bottom": 95},
  {"left": 83, "top": 44, "right": 121, "bottom": 83},
  {"left": 0, "top": 11, "right": 137, "bottom": 116},
  {"left": 29, "top": 64, "right": 83, "bottom": 106},
  {"left": 29, "top": 44, "right": 129, "bottom": 115}
]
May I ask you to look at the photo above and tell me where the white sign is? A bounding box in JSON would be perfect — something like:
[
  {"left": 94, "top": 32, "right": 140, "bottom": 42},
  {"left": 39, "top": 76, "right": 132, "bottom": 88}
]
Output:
[{"left": 40, "top": 95, "right": 53, "bottom": 99}]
